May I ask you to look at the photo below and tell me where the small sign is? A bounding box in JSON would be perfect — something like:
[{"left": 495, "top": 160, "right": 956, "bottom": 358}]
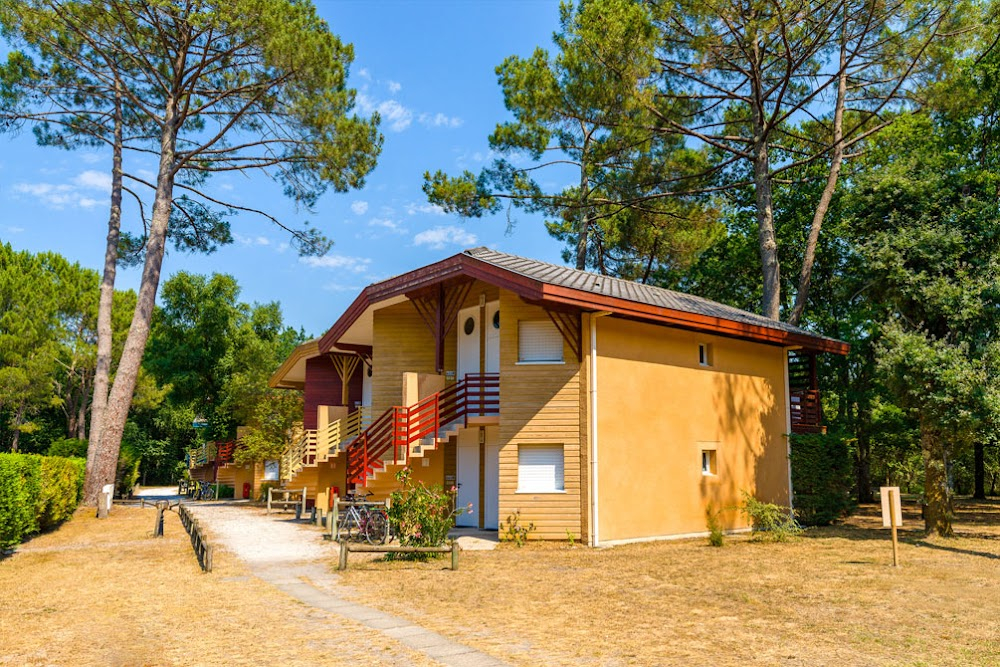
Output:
[
  {"left": 192, "top": 417, "right": 209, "bottom": 429},
  {"left": 880, "top": 486, "right": 902, "bottom": 527},
  {"left": 263, "top": 459, "right": 279, "bottom": 481}
]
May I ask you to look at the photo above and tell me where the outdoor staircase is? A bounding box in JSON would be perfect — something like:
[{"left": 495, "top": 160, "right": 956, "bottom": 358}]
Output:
[
  {"left": 280, "top": 407, "right": 372, "bottom": 490},
  {"left": 345, "top": 373, "right": 499, "bottom": 487}
]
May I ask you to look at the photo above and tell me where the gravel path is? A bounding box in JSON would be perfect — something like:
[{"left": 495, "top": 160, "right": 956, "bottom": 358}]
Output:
[{"left": 185, "top": 501, "right": 508, "bottom": 667}]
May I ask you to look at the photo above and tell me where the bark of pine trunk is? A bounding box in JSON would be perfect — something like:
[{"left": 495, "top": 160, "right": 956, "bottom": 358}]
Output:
[
  {"left": 751, "top": 136, "right": 781, "bottom": 320},
  {"left": 76, "top": 385, "right": 88, "bottom": 441},
  {"left": 921, "top": 423, "right": 954, "bottom": 536},
  {"left": 974, "top": 441, "right": 986, "bottom": 500},
  {"left": 788, "top": 44, "right": 847, "bottom": 327},
  {"left": 856, "top": 432, "right": 873, "bottom": 504},
  {"left": 575, "top": 130, "right": 591, "bottom": 271},
  {"left": 84, "top": 87, "right": 125, "bottom": 504},
  {"left": 84, "top": 106, "right": 178, "bottom": 505},
  {"left": 11, "top": 401, "right": 25, "bottom": 453}
]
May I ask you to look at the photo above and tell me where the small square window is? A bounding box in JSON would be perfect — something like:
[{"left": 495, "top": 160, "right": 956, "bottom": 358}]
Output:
[
  {"left": 701, "top": 449, "right": 718, "bottom": 476},
  {"left": 699, "top": 343, "right": 713, "bottom": 367},
  {"left": 518, "top": 444, "right": 565, "bottom": 492}
]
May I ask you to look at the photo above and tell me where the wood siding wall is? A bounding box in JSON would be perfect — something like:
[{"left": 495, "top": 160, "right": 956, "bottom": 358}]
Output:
[
  {"left": 304, "top": 355, "right": 364, "bottom": 430},
  {"left": 498, "top": 290, "right": 583, "bottom": 540}
]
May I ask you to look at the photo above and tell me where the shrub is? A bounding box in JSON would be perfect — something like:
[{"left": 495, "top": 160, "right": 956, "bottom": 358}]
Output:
[
  {"left": 499, "top": 510, "right": 535, "bottom": 547},
  {"left": 705, "top": 504, "right": 725, "bottom": 547},
  {"left": 790, "top": 431, "right": 855, "bottom": 525},
  {"left": 386, "top": 467, "right": 468, "bottom": 560},
  {"left": 739, "top": 491, "right": 802, "bottom": 542},
  {"left": 0, "top": 453, "right": 85, "bottom": 550},
  {"left": 115, "top": 444, "right": 141, "bottom": 498},
  {"left": 216, "top": 484, "right": 235, "bottom": 499},
  {"left": 47, "top": 438, "right": 88, "bottom": 459}
]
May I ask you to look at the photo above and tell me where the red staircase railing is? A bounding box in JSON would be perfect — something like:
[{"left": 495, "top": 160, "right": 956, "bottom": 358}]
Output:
[
  {"left": 346, "top": 373, "right": 500, "bottom": 486},
  {"left": 216, "top": 440, "right": 236, "bottom": 464}
]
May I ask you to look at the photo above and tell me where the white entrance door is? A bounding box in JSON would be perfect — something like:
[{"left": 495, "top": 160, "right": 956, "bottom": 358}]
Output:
[
  {"left": 485, "top": 301, "right": 500, "bottom": 374},
  {"left": 483, "top": 442, "right": 500, "bottom": 529},
  {"left": 456, "top": 432, "right": 479, "bottom": 527},
  {"left": 457, "top": 304, "right": 479, "bottom": 381}
]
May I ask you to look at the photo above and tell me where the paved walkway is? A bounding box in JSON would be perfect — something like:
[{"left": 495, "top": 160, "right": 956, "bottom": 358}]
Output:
[{"left": 185, "top": 502, "right": 508, "bottom": 667}]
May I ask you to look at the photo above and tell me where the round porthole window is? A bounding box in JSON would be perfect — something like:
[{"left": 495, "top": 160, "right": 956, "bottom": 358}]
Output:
[
  {"left": 492, "top": 311, "right": 500, "bottom": 329},
  {"left": 464, "top": 316, "right": 475, "bottom": 336}
]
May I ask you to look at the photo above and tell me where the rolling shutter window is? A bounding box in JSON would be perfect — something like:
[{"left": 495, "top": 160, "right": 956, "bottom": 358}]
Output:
[
  {"left": 518, "top": 320, "right": 564, "bottom": 362},
  {"left": 518, "top": 445, "right": 565, "bottom": 492}
]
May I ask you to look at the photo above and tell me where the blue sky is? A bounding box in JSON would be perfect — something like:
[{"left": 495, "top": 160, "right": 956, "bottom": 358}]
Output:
[{"left": 0, "top": 0, "right": 568, "bottom": 337}]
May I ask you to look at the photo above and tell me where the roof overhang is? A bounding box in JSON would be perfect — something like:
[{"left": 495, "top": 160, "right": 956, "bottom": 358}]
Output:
[
  {"left": 317, "top": 252, "right": 849, "bottom": 356},
  {"left": 269, "top": 339, "right": 319, "bottom": 389}
]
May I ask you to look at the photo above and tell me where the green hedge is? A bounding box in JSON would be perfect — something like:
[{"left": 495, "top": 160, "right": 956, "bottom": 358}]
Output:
[
  {"left": 0, "top": 453, "right": 86, "bottom": 550},
  {"left": 789, "top": 431, "right": 855, "bottom": 526}
]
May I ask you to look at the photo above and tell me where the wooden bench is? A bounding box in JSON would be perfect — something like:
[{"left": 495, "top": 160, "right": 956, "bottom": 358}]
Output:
[
  {"left": 337, "top": 539, "right": 459, "bottom": 571},
  {"left": 266, "top": 486, "right": 307, "bottom": 517}
]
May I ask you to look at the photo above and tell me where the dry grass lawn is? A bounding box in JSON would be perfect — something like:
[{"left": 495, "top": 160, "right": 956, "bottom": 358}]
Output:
[
  {"left": 0, "top": 506, "right": 434, "bottom": 667},
  {"left": 339, "top": 499, "right": 1000, "bottom": 666}
]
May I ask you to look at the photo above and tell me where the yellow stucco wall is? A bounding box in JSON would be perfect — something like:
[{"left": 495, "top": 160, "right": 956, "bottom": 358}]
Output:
[
  {"left": 497, "top": 289, "right": 583, "bottom": 540},
  {"left": 594, "top": 317, "right": 790, "bottom": 543}
]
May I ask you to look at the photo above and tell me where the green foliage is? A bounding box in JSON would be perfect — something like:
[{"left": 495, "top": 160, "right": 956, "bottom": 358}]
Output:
[
  {"left": 47, "top": 438, "right": 88, "bottom": 459},
  {"left": 386, "top": 468, "right": 466, "bottom": 560},
  {"left": 499, "top": 510, "right": 535, "bottom": 547},
  {"left": 114, "top": 444, "right": 140, "bottom": 499},
  {"left": 790, "top": 432, "right": 855, "bottom": 526},
  {"left": 738, "top": 491, "right": 802, "bottom": 543},
  {"left": 215, "top": 485, "right": 235, "bottom": 500},
  {"left": 705, "top": 504, "right": 725, "bottom": 547},
  {"left": 0, "top": 453, "right": 84, "bottom": 549}
]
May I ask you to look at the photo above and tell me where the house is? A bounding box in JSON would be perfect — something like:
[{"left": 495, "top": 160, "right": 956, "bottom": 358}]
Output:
[{"left": 267, "top": 248, "right": 848, "bottom": 545}]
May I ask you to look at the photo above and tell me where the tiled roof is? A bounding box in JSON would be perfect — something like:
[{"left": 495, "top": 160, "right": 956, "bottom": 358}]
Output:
[{"left": 463, "top": 246, "right": 838, "bottom": 343}]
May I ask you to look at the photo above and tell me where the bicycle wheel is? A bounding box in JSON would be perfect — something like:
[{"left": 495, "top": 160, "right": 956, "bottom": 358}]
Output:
[
  {"left": 364, "top": 511, "right": 388, "bottom": 545},
  {"left": 343, "top": 509, "right": 362, "bottom": 542}
]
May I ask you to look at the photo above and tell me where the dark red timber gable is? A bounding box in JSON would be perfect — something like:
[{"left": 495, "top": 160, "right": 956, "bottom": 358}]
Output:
[{"left": 303, "top": 355, "right": 364, "bottom": 429}]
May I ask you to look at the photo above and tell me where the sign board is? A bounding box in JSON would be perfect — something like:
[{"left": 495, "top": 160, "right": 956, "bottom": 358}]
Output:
[
  {"left": 263, "top": 459, "right": 279, "bottom": 481},
  {"left": 192, "top": 417, "right": 209, "bottom": 429},
  {"left": 880, "top": 486, "right": 903, "bottom": 527}
]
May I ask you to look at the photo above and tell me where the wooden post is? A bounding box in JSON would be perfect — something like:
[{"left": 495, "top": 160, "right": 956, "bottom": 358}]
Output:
[
  {"left": 154, "top": 500, "right": 166, "bottom": 537},
  {"left": 300, "top": 486, "right": 307, "bottom": 518},
  {"left": 890, "top": 488, "right": 900, "bottom": 568},
  {"left": 338, "top": 538, "right": 349, "bottom": 571},
  {"left": 330, "top": 496, "right": 339, "bottom": 539},
  {"left": 451, "top": 540, "right": 459, "bottom": 571},
  {"left": 97, "top": 491, "right": 109, "bottom": 519},
  {"left": 267, "top": 486, "right": 273, "bottom": 514}
]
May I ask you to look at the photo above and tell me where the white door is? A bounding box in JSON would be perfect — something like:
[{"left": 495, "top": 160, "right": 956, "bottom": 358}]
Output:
[
  {"left": 457, "top": 304, "right": 480, "bottom": 381},
  {"left": 483, "top": 442, "right": 500, "bottom": 529},
  {"left": 456, "top": 433, "right": 479, "bottom": 527},
  {"left": 485, "top": 301, "right": 500, "bottom": 374},
  {"left": 361, "top": 364, "right": 372, "bottom": 407}
]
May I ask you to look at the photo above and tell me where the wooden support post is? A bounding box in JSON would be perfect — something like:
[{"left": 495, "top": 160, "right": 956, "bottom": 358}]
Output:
[
  {"left": 330, "top": 497, "right": 339, "bottom": 539},
  {"left": 890, "top": 488, "right": 900, "bottom": 568},
  {"left": 338, "top": 538, "right": 349, "bottom": 571},
  {"left": 300, "top": 486, "right": 307, "bottom": 518},
  {"left": 266, "top": 486, "right": 273, "bottom": 514},
  {"left": 451, "top": 540, "right": 459, "bottom": 571},
  {"left": 97, "top": 491, "right": 109, "bottom": 519},
  {"left": 154, "top": 500, "right": 167, "bottom": 537}
]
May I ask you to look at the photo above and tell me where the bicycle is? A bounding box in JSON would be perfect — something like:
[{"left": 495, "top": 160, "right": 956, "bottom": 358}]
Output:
[{"left": 340, "top": 491, "right": 389, "bottom": 544}]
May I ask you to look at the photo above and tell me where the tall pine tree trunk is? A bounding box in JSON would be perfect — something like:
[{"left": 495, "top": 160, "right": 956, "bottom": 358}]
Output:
[
  {"left": 84, "top": 104, "right": 178, "bottom": 504},
  {"left": 10, "top": 401, "right": 25, "bottom": 453},
  {"left": 749, "top": 38, "right": 781, "bottom": 321},
  {"left": 974, "top": 441, "right": 986, "bottom": 500},
  {"left": 85, "top": 86, "right": 124, "bottom": 504},
  {"left": 921, "top": 422, "right": 954, "bottom": 536}
]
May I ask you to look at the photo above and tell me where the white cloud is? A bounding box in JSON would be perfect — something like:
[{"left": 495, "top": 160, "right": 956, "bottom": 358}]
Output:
[
  {"left": 300, "top": 254, "right": 372, "bottom": 273},
  {"left": 387, "top": 80, "right": 402, "bottom": 94},
  {"left": 11, "top": 180, "right": 103, "bottom": 209},
  {"left": 368, "top": 217, "right": 405, "bottom": 232},
  {"left": 419, "top": 112, "right": 463, "bottom": 129},
  {"left": 413, "top": 225, "right": 478, "bottom": 250},
  {"left": 233, "top": 233, "right": 272, "bottom": 247},
  {"left": 357, "top": 67, "right": 371, "bottom": 80},
  {"left": 405, "top": 202, "right": 445, "bottom": 217},
  {"left": 350, "top": 200, "right": 369, "bottom": 215},
  {"left": 323, "top": 282, "right": 362, "bottom": 293},
  {"left": 79, "top": 153, "right": 103, "bottom": 165},
  {"left": 73, "top": 170, "right": 112, "bottom": 192},
  {"left": 5, "top": 226, "right": 25, "bottom": 234},
  {"left": 357, "top": 93, "right": 413, "bottom": 132}
]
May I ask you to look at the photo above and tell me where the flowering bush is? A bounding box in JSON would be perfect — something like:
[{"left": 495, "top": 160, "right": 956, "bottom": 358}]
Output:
[{"left": 386, "top": 467, "right": 471, "bottom": 559}]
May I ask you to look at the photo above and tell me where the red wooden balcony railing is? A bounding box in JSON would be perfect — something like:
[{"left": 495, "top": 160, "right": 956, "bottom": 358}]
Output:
[
  {"left": 790, "top": 389, "right": 824, "bottom": 434},
  {"left": 345, "top": 373, "right": 500, "bottom": 486}
]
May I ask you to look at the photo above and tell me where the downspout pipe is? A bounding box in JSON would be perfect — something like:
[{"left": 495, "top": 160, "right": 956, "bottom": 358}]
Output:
[{"left": 590, "top": 311, "right": 612, "bottom": 547}]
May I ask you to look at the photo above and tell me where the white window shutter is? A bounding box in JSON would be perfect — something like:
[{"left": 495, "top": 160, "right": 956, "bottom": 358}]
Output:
[
  {"left": 518, "top": 445, "right": 565, "bottom": 492},
  {"left": 518, "top": 320, "right": 564, "bottom": 362}
]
